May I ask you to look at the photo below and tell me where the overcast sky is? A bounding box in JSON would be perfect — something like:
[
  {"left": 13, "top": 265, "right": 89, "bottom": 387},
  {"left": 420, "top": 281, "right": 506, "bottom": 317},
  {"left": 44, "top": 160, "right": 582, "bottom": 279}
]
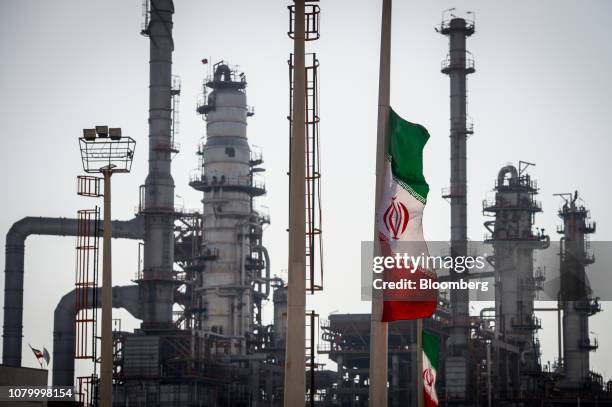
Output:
[{"left": 1, "top": 0, "right": 611, "bottom": 380}]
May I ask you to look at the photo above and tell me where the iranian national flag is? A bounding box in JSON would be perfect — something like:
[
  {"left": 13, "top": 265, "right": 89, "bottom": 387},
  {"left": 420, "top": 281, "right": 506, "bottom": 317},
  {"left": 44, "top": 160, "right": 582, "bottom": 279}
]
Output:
[
  {"left": 28, "top": 343, "right": 48, "bottom": 368},
  {"left": 422, "top": 330, "right": 440, "bottom": 407},
  {"left": 29, "top": 344, "right": 43, "bottom": 360},
  {"left": 376, "top": 108, "right": 437, "bottom": 322}
]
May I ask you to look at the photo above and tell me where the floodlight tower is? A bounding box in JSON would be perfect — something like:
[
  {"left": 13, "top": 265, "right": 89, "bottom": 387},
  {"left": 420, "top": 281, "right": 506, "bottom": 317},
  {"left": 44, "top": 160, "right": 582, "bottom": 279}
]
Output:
[{"left": 79, "top": 126, "right": 135, "bottom": 407}]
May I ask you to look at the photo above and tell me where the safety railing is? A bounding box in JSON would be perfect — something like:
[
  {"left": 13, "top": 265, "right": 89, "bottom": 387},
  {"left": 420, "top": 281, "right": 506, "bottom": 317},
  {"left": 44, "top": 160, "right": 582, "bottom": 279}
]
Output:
[
  {"left": 288, "top": 2, "right": 321, "bottom": 41},
  {"left": 441, "top": 55, "right": 475, "bottom": 72}
]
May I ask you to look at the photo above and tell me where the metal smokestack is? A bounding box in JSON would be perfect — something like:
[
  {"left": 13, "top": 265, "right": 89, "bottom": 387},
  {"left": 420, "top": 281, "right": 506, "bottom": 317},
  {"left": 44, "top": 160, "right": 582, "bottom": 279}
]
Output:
[
  {"left": 438, "top": 14, "right": 475, "bottom": 402},
  {"left": 141, "top": 0, "right": 175, "bottom": 329}
]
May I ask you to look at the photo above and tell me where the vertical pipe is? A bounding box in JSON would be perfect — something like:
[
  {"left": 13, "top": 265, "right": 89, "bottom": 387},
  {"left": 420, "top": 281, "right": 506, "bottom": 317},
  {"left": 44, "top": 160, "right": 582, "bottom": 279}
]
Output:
[
  {"left": 558, "top": 301, "right": 562, "bottom": 366},
  {"left": 440, "top": 18, "right": 473, "bottom": 402},
  {"left": 2, "top": 240, "right": 25, "bottom": 366},
  {"left": 284, "top": 0, "right": 307, "bottom": 404},
  {"left": 449, "top": 19, "right": 469, "bottom": 352},
  {"left": 99, "top": 171, "right": 112, "bottom": 407},
  {"left": 142, "top": 0, "right": 175, "bottom": 329},
  {"left": 369, "top": 1, "right": 391, "bottom": 406}
]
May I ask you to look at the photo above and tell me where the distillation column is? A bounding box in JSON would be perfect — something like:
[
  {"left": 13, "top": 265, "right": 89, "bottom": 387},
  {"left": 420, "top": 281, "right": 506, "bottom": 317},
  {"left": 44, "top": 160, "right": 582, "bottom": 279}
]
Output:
[
  {"left": 191, "top": 62, "right": 267, "bottom": 356},
  {"left": 140, "top": 0, "right": 176, "bottom": 330},
  {"left": 483, "top": 165, "right": 549, "bottom": 402},
  {"left": 438, "top": 15, "right": 475, "bottom": 403},
  {"left": 557, "top": 191, "right": 599, "bottom": 390}
]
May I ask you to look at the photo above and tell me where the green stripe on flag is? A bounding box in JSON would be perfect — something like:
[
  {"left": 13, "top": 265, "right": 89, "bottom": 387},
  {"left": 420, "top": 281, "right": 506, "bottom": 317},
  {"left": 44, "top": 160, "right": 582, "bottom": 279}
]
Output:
[
  {"left": 388, "top": 109, "right": 430, "bottom": 204},
  {"left": 423, "top": 330, "right": 440, "bottom": 369}
]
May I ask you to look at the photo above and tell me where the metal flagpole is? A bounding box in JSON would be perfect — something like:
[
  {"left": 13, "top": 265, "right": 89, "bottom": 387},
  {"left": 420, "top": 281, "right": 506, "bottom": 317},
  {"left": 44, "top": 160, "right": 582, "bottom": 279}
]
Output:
[
  {"left": 417, "top": 318, "right": 424, "bottom": 407},
  {"left": 369, "top": 0, "right": 392, "bottom": 406},
  {"left": 284, "top": 0, "right": 307, "bottom": 405}
]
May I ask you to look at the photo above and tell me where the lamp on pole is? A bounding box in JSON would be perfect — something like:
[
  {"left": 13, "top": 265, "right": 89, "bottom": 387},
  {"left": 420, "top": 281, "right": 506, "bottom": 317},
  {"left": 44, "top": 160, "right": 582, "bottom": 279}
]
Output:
[{"left": 79, "top": 126, "right": 135, "bottom": 407}]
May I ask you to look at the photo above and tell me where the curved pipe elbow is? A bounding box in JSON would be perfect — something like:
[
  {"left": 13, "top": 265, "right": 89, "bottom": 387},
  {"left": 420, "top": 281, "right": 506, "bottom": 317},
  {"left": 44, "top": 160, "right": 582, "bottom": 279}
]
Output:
[
  {"left": 497, "top": 165, "right": 518, "bottom": 187},
  {"left": 6, "top": 216, "right": 144, "bottom": 247},
  {"left": 3, "top": 215, "right": 144, "bottom": 366},
  {"left": 253, "top": 245, "right": 271, "bottom": 297},
  {"left": 52, "top": 285, "right": 141, "bottom": 386},
  {"left": 214, "top": 64, "right": 232, "bottom": 82},
  {"left": 53, "top": 284, "right": 141, "bottom": 334}
]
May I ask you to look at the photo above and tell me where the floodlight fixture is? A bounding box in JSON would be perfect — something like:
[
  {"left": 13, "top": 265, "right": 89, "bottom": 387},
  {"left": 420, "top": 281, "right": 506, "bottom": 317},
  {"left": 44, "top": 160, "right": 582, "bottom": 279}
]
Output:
[
  {"left": 79, "top": 126, "right": 135, "bottom": 174},
  {"left": 109, "top": 128, "right": 122, "bottom": 140},
  {"left": 96, "top": 125, "right": 109, "bottom": 138},
  {"left": 83, "top": 128, "right": 97, "bottom": 141}
]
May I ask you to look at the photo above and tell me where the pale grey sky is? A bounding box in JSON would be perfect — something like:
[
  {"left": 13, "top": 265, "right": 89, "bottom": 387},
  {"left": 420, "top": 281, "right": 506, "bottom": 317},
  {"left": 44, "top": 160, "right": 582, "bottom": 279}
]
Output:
[{"left": 1, "top": 0, "right": 611, "bottom": 379}]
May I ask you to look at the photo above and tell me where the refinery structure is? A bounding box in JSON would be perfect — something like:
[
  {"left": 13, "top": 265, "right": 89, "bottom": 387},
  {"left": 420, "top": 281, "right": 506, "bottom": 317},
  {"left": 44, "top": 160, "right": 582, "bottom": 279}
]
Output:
[
  {"left": 3, "top": 1, "right": 291, "bottom": 404},
  {"left": 1, "top": 2, "right": 611, "bottom": 407},
  {"left": 313, "top": 10, "right": 612, "bottom": 407}
]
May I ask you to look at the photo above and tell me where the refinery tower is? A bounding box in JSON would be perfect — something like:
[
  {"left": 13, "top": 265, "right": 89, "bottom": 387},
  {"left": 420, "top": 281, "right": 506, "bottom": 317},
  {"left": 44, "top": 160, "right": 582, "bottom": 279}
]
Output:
[{"left": 191, "top": 61, "right": 270, "bottom": 357}]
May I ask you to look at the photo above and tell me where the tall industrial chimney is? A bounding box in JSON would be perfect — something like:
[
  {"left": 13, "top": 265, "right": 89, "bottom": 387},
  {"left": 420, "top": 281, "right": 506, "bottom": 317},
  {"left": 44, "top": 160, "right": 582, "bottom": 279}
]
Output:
[
  {"left": 140, "top": 0, "right": 176, "bottom": 329},
  {"left": 438, "top": 14, "right": 475, "bottom": 403}
]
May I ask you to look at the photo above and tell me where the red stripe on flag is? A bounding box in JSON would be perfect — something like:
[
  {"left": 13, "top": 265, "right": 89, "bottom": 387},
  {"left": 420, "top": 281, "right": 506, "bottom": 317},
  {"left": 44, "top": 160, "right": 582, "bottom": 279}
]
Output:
[
  {"left": 424, "top": 389, "right": 438, "bottom": 407},
  {"left": 378, "top": 233, "right": 437, "bottom": 322},
  {"left": 382, "top": 300, "right": 436, "bottom": 322}
]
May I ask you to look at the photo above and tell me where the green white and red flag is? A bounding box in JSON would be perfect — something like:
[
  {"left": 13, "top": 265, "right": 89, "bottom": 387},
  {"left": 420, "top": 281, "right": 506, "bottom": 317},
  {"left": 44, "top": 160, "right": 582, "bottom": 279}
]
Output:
[
  {"left": 376, "top": 108, "right": 437, "bottom": 322},
  {"left": 422, "top": 330, "right": 440, "bottom": 406}
]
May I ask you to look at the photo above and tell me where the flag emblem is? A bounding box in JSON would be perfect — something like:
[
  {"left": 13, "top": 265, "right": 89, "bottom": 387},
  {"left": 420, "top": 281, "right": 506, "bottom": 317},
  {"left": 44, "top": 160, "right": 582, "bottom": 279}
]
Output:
[
  {"left": 382, "top": 197, "right": 409, "bottom": 240},
  {"left": 423, "top": 367, "right": 435, "bottom": 388}
]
